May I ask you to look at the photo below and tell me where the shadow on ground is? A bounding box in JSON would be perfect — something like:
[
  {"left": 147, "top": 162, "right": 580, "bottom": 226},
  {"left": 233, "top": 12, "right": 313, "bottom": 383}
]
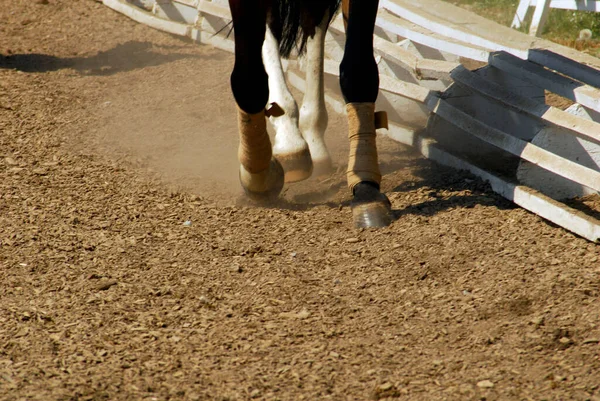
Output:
[
  {"left": 0, "top": 41, "right": 215, "bottom": 75},
  {"left": 565, "top": 197, "right": 600, "bottom": 221},
  {"left": 388, "top": 154, "right": 516, "bottom": 221}
]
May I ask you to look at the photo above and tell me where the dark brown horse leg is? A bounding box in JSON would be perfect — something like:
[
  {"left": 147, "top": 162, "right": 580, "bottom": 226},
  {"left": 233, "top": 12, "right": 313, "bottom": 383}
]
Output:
[
  {"left": 229, "top": 0, "right": 284, "bottom": 201},
  {"left": 341, "top": 0, "right": 391, "bottom": 228}
]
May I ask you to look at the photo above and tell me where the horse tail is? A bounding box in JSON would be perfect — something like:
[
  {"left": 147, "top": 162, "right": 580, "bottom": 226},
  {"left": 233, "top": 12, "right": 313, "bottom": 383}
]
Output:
[{"left": 270, "top": 0, "right": 341, "bottom": 58}]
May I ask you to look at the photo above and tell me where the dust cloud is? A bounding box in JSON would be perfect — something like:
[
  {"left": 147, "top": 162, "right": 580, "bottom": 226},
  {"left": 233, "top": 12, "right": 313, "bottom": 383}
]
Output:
[
  {"left": 90, "top": 44, "right": 351, "bottom": 204},
  {"left": 92, "top": 48, "right": 250, "bottom": 201}
]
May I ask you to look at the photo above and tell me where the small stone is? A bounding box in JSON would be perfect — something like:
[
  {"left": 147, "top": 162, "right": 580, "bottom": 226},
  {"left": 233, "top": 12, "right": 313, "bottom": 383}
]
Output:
[
  {"left": 378, "top": 382, "right": 393, "bottom": 391},
  {"left": 559, "top": 337, "right": 573, "bottom": 345},
  {"left": 345, "top": 238, "right": 360, "bottom": 243},
  {"left": 95, "top": 280, "right": 117, "bottom": 291},
  {"left": 250, "top": 389, "right": 261, "bottom": 398},
  {"left": 476, "top": 380, "right": 494, "bottom": 388},
  {"left": 4, "top": 157, "right": 17, "bottom": 166},
  {"left": 15, "top": 327, "right": 29, "bottom": 338},
  {"left": 583, "top": 338, "right": 600, "bottom": 344},
  {"left": 280, "top": 308, "right": 310, "bottom": 320},
  {"left": 33, "top": 168, "right": 48, "bottom": 176},
  {"left": 530, "top": 316, "right": 545, "bottom": 326},
  {"left": 182, "top": 220, "right": 192, "bottom": 226}
]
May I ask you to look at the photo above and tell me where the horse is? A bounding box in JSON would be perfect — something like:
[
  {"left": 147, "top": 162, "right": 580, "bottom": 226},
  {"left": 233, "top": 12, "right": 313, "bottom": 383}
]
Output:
[{"left": 228, "top": 0, "right": 392, "bottom": 228}]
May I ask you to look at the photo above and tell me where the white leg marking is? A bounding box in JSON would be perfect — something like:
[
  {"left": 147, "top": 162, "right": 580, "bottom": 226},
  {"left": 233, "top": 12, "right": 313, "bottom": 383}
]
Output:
[
  {"left": 299, "top": 12, "right": 332, "bottom": 177},
  {"left": 262, "top": 27, "right": 312, "bottom": 182}
]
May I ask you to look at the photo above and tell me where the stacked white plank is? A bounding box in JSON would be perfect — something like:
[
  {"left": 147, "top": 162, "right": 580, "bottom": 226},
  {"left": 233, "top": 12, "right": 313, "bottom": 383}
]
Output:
[
  {"left": 101, "top": 0, "right": 600, "bottom": 242},
  {"left": 102, "top": 0, "right": 235, "bottom": 52}
]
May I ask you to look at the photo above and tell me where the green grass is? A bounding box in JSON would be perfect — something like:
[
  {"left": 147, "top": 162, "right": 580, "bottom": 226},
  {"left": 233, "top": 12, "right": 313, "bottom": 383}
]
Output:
[
  {"left": 443, "top": 0, "right": 600, "bottom": 56},
  {"left": 444, "top": 0, "right": 517, "bottom": 26}
]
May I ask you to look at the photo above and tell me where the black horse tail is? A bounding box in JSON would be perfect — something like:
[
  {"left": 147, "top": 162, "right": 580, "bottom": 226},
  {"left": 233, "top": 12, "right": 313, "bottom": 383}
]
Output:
[{"left": 270, "top": 0, "right": 341, "bottom": 58}]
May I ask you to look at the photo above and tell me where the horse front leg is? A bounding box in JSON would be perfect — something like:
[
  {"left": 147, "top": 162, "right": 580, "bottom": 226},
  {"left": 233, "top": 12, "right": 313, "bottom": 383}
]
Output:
[
  {"left": 341, "top": 0, "right": 392, "bottom": 228},
  {"left": 230, "top": 0, "right": 284, "bottom": 201}
]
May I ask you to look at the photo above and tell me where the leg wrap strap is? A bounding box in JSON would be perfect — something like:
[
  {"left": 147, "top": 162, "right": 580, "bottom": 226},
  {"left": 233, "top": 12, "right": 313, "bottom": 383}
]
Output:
[
  {"left": 238, "top": 108, "right": 272, "bottom": 174},
  {"left": 346, "top": 102, "right": 381, "bottom": 191}
]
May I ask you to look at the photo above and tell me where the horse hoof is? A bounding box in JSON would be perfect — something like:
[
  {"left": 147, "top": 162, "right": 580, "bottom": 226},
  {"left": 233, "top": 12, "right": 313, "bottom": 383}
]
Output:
[
  {"left": 239, "top": 158, "right": 285, "bottom": 202},
  {"left": 351, "top": 182, "right": 392, "bottom": 228},
  {"left": 275, "top": 147, "right": 313, "bottom": 183}
]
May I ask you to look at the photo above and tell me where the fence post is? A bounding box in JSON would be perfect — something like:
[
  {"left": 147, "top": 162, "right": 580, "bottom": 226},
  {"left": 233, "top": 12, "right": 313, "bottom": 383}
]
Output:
[
  {"left": 511, "top": 0, "right": 531, "bottom": 29},
  {"left": 529, "top": 0, "right": 552, "bottom": 36}
]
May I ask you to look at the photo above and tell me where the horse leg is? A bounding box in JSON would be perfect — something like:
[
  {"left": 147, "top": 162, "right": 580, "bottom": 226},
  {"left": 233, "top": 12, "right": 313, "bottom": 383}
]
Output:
[
  {"left": 298, "top": 10, "right": 333, "bottom": 178},
  {"left": 341, "top": 0, "right": 392, "bottom": 228},
  {"left": 230, "top": 0, "right": 284, "bottom": 201},
  {"left": 262, "top": 26, "right": 313, "bottom": 183}
]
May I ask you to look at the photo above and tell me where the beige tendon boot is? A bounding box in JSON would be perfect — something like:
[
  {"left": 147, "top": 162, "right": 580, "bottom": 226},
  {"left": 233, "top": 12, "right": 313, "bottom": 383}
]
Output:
[
  {"left": 346, "top": 102, "right": 392, "bottom": 228},
  {"left": 238, "top": 107, "right": 284, "bottom": 201},
  {"left": 346, "top": 102, "right": 382, "bottom": 191}
]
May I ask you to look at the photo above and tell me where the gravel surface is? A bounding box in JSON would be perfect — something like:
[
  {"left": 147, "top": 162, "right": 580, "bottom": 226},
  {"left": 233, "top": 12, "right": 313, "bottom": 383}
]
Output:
[{"left": 1, "top": 1, "right": 599, "bottom": 400}]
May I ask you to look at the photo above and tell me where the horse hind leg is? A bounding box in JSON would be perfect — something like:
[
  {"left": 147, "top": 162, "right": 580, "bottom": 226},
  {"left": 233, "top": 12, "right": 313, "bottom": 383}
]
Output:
[
  {"left": 230, "top": 0, "right": 284, "bottom": 201},
  {"left": 262, "top": 26, "right": 313, "bottom": 183},
  {"left": 298, "top": 10, "right": 333, "bottom": 178}
]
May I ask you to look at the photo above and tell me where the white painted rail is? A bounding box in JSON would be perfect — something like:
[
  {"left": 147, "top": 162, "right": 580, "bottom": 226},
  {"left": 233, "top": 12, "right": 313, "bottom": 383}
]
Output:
[
  {"left": 513, "top": 0, "right": 600, "bottom": 36},
  {"left": 102, "top": 0, "right": 600, "bottom": 242}
]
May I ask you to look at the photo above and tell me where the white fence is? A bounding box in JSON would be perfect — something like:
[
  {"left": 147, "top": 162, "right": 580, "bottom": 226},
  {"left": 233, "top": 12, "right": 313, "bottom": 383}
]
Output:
[
  {"left": 102, "top": 0, "right": 600, "bottom": 242},
  {"left": 512, "top": 0, "right": 600, "bottom": 36}
]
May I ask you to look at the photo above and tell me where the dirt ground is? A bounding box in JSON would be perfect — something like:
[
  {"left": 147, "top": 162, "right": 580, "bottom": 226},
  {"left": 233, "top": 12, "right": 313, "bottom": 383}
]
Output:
[{"left": 1, "top": 1, "right": 600, "bottom": 400}]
